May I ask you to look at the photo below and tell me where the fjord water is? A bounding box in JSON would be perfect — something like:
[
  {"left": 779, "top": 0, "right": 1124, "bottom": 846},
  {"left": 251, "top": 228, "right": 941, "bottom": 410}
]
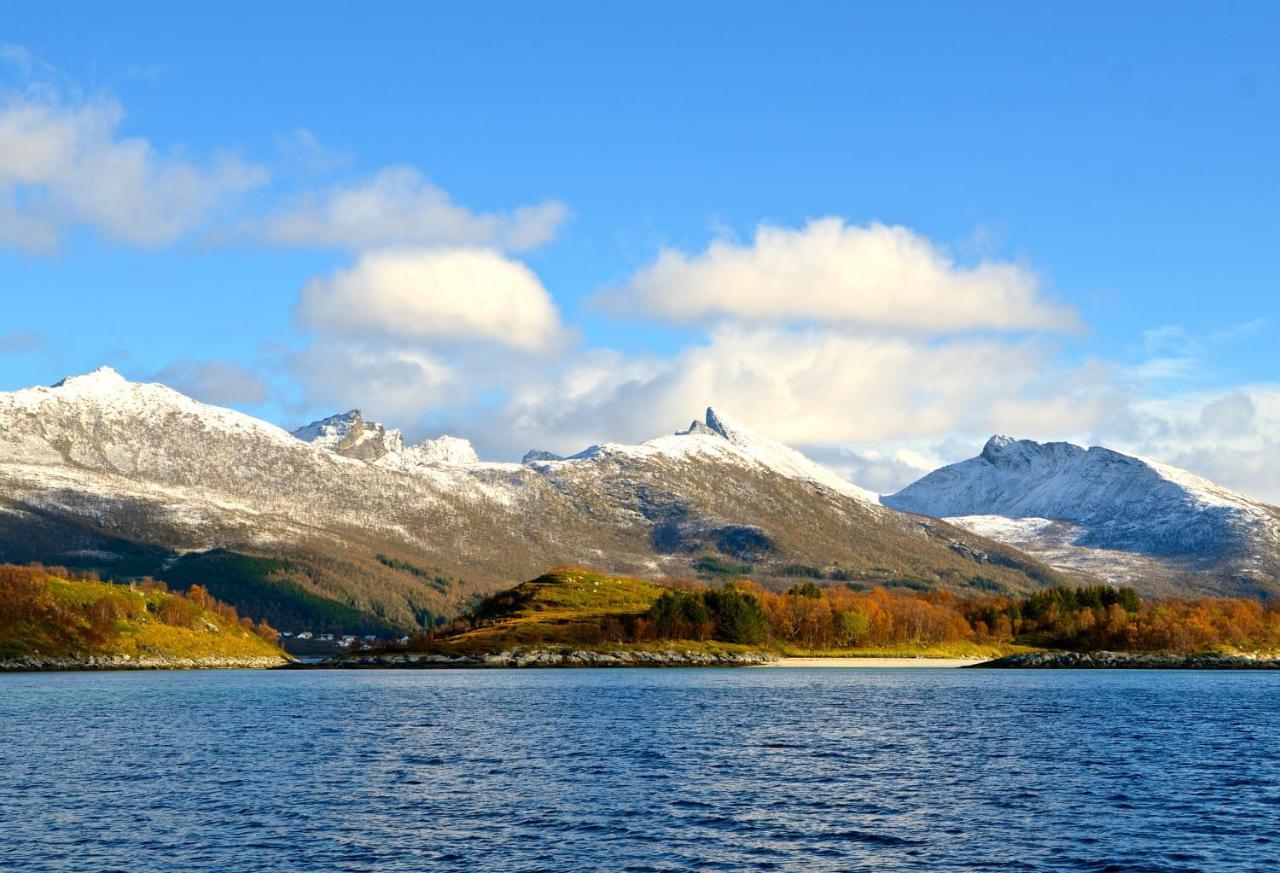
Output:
[{"left": 1, "top": 670, "right": 1276, "bottom": 872}]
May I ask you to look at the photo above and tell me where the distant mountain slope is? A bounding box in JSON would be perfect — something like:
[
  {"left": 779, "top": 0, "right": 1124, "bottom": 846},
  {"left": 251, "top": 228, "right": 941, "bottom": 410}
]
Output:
[
  {"left": 0, "top": 369, "right": 1069, "bottom": 630},
  {"left": 883, "top": 436, "right": 1280, "bottom": 596}
]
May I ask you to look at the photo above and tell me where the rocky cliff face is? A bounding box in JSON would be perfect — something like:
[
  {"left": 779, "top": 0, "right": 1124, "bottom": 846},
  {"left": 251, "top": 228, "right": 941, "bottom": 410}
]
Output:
[{"left": 0, "top": 369, "right": 1065, "bottom": 630}]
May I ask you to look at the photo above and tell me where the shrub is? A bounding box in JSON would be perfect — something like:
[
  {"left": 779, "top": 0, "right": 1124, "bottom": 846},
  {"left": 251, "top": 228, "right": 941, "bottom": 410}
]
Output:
[
  {"left": 692, "top": 556, "right": 753, "bottom": 578},
  {"left": 783, "top": 565, "right": 823, "bottom": 579},
  {"left": 702, "top": 587, "right": 768, "bottom": 644},
  {"left": 648, "top": 591, "right": 714, "bottom": 640}
]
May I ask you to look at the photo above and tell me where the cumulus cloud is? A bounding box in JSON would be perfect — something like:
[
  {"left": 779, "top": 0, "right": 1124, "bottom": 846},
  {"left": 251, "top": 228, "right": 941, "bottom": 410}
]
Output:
[
  {"left": 1197, "top": 392, "right": 1257, "bottom": 436},
  {"left": 295, "top": 247, "right": 565, "bottom": 352},
  {"left": 151, "top": 359, "right": 269, "bottom": 406},
  {"left": 801, "top": 445, "right": 942, "bottom": 496},
  {"left": 605, "top": 219, "right": 1078, "bottom": 333},
  {"left": 260, "top": 166, "right": 567, "bottom": 252},
  {"left": 0, "top": 87, "right": 266, "bottom": 251},
  {"left": 289, "top": 341, "right": 457, "bottom": 423},
  {"left": 494, "top": 325, "right": 1118, "bottom": 458},
  {"left": 1117, "top": 385, "right": 1280, "bottom": 503},
  {"left": 0, "top": 54, "right": 564, "bottom": 255}
]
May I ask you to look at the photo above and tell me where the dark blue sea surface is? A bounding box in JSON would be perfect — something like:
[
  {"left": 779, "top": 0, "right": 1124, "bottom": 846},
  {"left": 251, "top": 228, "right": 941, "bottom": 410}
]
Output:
[{"left": 1, "top": 668, "right": 1277, "bottom": 872}]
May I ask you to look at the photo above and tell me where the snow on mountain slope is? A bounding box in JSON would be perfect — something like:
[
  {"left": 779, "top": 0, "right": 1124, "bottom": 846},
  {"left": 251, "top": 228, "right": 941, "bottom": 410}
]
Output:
[
  {"left": 405, "top": 436, "right": 480, "bottom": 466},
  {"left": 291, "top": 410, "right": 404, "bottom": 460},
  {"left": 0, "top": 369, "right": 1077, "bottom": 628},
  {"left": 535, "top": 407, "right": 881, "bottom": 505},
  {"left": 883, "top": 435, "right": 1280, "bottom": 588},
  {"left": 293, "top": 412, "right": 484, "bottom": 470}
]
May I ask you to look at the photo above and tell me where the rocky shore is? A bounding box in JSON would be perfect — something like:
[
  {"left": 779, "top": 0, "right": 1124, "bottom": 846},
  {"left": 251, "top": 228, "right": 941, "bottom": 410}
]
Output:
[
  {"left": 302, "top": 648, "right": 777, "bottom": 669},
  {"left": 0, "top": 654, "right": 292, "bottom": 672},
  {"left": 975, "top": 650, "right": 1280, "bottom": 669}
]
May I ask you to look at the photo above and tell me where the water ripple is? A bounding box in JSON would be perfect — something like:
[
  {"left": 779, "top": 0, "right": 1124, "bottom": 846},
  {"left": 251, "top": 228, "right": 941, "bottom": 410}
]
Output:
[{"left": 1, "top": 668, "right": 1277, "bottom": 872}]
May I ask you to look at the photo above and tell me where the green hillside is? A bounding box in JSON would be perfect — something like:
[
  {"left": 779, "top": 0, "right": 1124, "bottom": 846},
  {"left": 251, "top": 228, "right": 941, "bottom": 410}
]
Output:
[
  {"left": 0, "top": 564, "right": 289, "bottom": 664},
  {"left": 401, "top": 567, "right": 1017, "bottom": 658},
  {"left": 389, "top": 566, "right": 1280, "bottom": 660}
]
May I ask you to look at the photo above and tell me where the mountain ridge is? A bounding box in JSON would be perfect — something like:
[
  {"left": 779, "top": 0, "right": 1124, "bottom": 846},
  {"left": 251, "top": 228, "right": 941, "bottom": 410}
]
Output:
[
  {"left": 883, "top": 434, "right": 1280, "bottom": 595},
  {"left": 0, "top": 368, "right": 1069, "bottom": 630}
]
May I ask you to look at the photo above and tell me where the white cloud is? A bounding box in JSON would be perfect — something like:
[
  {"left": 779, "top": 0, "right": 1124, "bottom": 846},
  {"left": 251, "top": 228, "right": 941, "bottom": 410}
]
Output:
[
  {"left": 495, "top": 325, "right": 1117, "bottom": 458},
  {"left": 0, "top": 55, "right": 563, "bottom": 255},
  {"left": 606, "top": 218, "right": 1078, "bottom": 333},
  {"left": 801, "top": 445, "right": 941, "bottom": 496},
  {"left": 1198, "top": 392, "right": 1256, "bottom": 436},
  {"left": 151, "top": 359, "right": 269, "bottom": 406},
  {"left": 1117, "top": 385, "right": 1280, "bottom": 503},
  {"left": 289, "top": 341, "right": 457, "bottom": 423},
  {"left": 295, "top": 247, "right": 564, "bottom": 352},
  {"left": 0, "top": 88, "right": 266, "bottom": 251},
  {"left": 260, "top": 166, "right": 567, "bottom": 252}
]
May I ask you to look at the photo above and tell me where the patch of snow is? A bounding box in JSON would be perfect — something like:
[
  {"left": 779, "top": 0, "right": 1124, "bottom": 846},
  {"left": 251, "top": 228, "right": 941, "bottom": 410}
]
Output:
[
  {"left": 885, "top": 434, "right": 1278, "bottom": 560},
  {"left": 402, "top": 435, "right": 480, "bottom": 467}
]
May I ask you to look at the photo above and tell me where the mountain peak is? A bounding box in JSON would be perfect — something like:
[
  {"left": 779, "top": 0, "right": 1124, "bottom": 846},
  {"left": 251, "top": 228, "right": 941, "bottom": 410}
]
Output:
[
  {"left": 666, "top": 405, "right": 879, "bottom": 504},
  {"left": 982, "top": 433, "right": 1016, "bottom": 452},
  {"left": 704, "top": 406, "right": 750, "bottom": 443},
  {"left": 406, "top": 435, "right": 479, "bottom": 466},
  {"left": 293, "top": 410, "right": 364, "bottom": 444},
  {"left": 292, "top": 409, "right": 405, "bottom": 460},
  {"left": 884, "top": 434, "right": 1272, "bottom": 561},
  {"left": 522, "top": 449, "right": 565, "bottom": 464},
  {"left": 674, "top": 406, "right": 754, "bottom": 443},
  {"left": 980, "top": 434, "right": 1035, "bottom": 463},
  {"left": 52, "top": 366, "right": 130, "bottom": 392}
]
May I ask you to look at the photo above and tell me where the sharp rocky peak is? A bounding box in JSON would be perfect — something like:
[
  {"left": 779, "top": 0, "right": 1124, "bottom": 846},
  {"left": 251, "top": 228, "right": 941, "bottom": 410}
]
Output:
[
  {"left": 675, "top": 406, "right": 757, "bottom": 444},
  {"left": 293, "top": 409, "right": 406, "bottom": 461},
  {"left": 294, "top": 411, "right": 482, "bottom": 467}
]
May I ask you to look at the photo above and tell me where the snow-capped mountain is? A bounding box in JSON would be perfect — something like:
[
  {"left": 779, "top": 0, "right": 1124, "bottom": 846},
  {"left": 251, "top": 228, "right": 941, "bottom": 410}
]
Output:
[
  {"left": 883, "top": 435, "right": 1280, "bottom": 594},
  {"left": 291, "top": 411, "right": 480, "bottom": 468},
  {"left": 0, "top": 368, "right": 1062, "bottom": 630}
]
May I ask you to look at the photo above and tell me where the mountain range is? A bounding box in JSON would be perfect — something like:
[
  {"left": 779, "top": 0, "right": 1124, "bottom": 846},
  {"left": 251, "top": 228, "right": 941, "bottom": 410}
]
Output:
[
  {"left": 0, "top": 368, "right": 1062, "bottom": 632},
  {"left": 0, "top": 367, "right": 1274, "bottom": 632}
]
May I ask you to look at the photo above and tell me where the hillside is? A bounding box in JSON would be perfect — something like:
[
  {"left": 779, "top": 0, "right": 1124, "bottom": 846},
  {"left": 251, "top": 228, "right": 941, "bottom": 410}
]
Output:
[
  {"left": 433, "top": 568, "right": 676, "bottom": 654},
  {"left": 391, "top": 568, "right": 1022, "bottom": 659},
  {"left": 884, "top": 435, "right": 1280, "bottom": 597},
  {"left": 0, "top": 368, "right": 1070, "bottom": 634},
  {"left": 379, "top": 567, "right": 1280, "bottom": 662},
  {"left": 0, "top": 564, "right": 289, "bottom": 669}
]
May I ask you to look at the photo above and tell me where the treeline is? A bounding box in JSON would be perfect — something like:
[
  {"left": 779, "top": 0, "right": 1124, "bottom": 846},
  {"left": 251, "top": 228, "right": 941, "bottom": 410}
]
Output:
[
  {"left": 440, "top": 574, "right": 1280, "bottom": 653},
  {"left": 0, "top": 563, "right": 279, "bottom": 648},
  {"left": 740, "top": 581, "right": 1280, "bottom": 652}
]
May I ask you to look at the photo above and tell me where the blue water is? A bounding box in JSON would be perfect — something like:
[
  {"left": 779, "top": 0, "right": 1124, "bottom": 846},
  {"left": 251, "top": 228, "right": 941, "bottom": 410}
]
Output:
[{"left": 1, "top": 669, "right": 1277, "bottom": 872}]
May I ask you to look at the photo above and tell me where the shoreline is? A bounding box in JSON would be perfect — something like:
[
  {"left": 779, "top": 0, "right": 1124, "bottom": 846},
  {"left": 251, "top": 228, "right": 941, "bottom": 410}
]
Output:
[
  {"left": 977, "top": 651, "right": 1280, "bottom": 669},
  {"left": 758, "top": 657, "right": 989, "bottom": 668},
  {"left": 0, "top": 655, "right": 292, "bottom": 672}
]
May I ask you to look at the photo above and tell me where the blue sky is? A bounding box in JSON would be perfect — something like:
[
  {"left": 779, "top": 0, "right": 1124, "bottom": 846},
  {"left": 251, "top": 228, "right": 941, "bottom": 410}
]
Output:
[{"left": 1, "top": 3, "right": 1278, "bottom": 497}]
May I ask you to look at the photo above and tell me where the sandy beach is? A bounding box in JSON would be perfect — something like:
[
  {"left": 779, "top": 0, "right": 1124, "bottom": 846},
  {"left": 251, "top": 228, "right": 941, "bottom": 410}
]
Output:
[{"left": 758, "top": 657, "right": 989, "bottom": 668}]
